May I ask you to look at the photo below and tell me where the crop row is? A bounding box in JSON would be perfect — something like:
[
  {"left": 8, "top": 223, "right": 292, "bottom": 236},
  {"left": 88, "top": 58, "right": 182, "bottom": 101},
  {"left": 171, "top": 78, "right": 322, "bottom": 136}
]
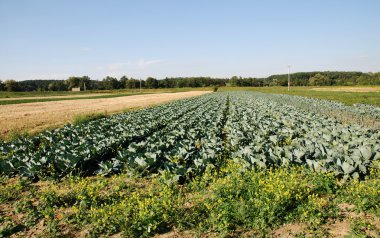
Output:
[
  {"left": 112, "top": 94, "right": 228, "bottom": 179},
  {"left": 268, "top": 93, "right": 380, "bottom": 128},
  {"left": 225, "top": 92, "right": 380, "bottom": 180},
  {"left": 1, "top": 91, "right": 379, "bottom": 180},
  {"left": 0, "top": 94, "right": 215, "bottom": 178}
]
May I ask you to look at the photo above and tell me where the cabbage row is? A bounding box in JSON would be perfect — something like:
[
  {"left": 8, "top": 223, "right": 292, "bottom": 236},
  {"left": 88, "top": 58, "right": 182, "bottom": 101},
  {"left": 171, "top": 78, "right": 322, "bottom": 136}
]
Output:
[
  {"left": 268, "top": 93, "right": 380, "bottom": 128},
  {"left": 226, "top": 92, "right": 380, "bottom": 180},
  {"left": 1, "top": 91, "right": 379, "bottom": 180},
  {"left": 110, "top": 94, "right": 228, "bottom": 178},
  {"left": 0, "top": 94, "right": 215, "bottom": 178}
]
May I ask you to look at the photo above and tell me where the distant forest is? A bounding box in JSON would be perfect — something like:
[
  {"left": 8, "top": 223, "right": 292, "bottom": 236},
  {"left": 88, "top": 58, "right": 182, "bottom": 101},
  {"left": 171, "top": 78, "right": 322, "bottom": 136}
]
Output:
[{"left": 1, "top": 71, "right": 379, "bottom": 92}]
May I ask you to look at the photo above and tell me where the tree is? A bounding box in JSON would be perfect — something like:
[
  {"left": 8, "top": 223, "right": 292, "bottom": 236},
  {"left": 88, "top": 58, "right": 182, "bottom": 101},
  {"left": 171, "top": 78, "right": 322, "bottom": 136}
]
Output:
[
  {"left": 48, "top": 81, "right": 67, "bottom": 91},
  {"left": 102, "top": 76, "right": 120, "bottom": 90},
  {"left": 230, "top": 76, "right": 239, "bottom": 86},
  {"left": 269, "top": 78, "right": 279, "bottom": 86},
  {"left": 65, "top": 76, "right": 91, "bottom": 90},
  {"left": 126, "top": 78, "right": 140, "bottom": 89},
  {"left": 0, "top": 80, "right": 4, "bottom": 91},
  {"left": 160, "top": 78, "right": 176, "bottom": 88},
  {"left": 48, "top": 82, "right": 57, "bottom": 91},
  {"left": 119, "top": 76, "right": 129, "bottom": 89},
  {"left": 4, "top": 80, "right": 20, "bottom": 92},
  {"left": 308, "top": 73, "right": 331, "bottom": 86},
  {"left": 145, "top": 77, "right": 158, "bottom": 89}
]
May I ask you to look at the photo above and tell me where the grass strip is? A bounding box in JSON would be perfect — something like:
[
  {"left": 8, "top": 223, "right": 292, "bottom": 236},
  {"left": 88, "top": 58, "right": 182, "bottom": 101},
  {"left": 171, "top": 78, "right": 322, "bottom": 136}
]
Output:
[{"left": 0, "top": 92, "right": 157, "bottom": 105}]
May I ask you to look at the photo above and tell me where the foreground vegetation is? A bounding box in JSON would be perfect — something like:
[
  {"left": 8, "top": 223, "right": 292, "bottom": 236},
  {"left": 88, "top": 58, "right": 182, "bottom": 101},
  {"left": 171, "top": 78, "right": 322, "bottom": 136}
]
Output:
[{"left": 1, "top": 161, "right": 379, "bottom": 237}]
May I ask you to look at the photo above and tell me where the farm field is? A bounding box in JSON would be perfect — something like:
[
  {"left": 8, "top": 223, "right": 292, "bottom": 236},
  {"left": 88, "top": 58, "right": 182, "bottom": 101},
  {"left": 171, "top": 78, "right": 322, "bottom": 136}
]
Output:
[
  {"left": 0, "top": 93, "right": 112, "bottom": 101},
  {"left": 0, "top": 91, "right": 210, "bottom": 140},
  {"left": 1, "top": 91, "right": 379, "bottom": 237},
  {"left": 0, "top": 88, "right": 214, "bottom": 105},
  {"left": 310, "top": 86, "right": 380, "bottom": 92},
  {"left": 0, "top": 87, "right": 215, "bottom": 99},
  {"left": 221, "top": 86, "right": 380, "bottom": 107}
]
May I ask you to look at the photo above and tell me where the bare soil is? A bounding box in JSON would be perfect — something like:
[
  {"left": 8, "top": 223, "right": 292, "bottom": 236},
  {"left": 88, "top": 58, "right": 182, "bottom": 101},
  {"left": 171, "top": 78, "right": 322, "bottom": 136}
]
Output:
[
  {"left": 0, "top": 91, "right": 210, "bottom": 139},
  {"left": 272, "top": 223, "right": 307, "bottom": 237}
]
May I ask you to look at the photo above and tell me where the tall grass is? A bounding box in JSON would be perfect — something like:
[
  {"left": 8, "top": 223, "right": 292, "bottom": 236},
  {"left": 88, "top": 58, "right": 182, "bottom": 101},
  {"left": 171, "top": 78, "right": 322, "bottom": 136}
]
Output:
[{"left": 73, "top": 112, "right": 108, "bottom": 125}]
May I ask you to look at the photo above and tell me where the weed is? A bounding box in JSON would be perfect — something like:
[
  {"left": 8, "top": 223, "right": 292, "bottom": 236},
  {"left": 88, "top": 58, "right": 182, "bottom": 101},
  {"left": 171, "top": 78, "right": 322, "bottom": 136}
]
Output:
[{"left": 72, "top": 112, "right": 107, "bottom": 125}]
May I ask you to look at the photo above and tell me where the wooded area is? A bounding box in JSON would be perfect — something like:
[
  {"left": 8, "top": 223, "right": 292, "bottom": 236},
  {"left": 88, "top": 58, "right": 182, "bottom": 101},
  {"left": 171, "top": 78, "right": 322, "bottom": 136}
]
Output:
[{"left": 1, "top": 71, "right": 380, "bottom": 92}]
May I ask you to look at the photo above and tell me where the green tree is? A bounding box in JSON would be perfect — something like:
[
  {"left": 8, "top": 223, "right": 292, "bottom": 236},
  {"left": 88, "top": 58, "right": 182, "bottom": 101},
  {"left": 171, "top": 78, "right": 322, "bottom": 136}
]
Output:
[
  {"left": 102, "top": 76, "right": 120, "bottom": 90},
  {"left": 0, "top": 80, "right": 4, "bottom": 91},
  {"left": 145, "top": 77, "right": 158, "bottom": 89},
  {"left": 65, "top": 76, "right": 91, "bottom": 90},
  {"left": 48, "top": 81, "right": 67, "bottom": 91},
  {"left": 126, "top": 78, "right": 140, "bottom": 89},
  {"left": 4, "top": 80, "right": 20, "bottom": 92},
  {"left": 308, "top": 73, "right": 332, "bottom": 86},
  {"left": 119, "top": 76, "right": 129, "bottom": 89},
  {"left": 230, "top": 76, "right": 239, "bottom": 86},
  {"left": 269, "top": 78, "right": 279, "bottom": 86},
  {"left": 48, "top": 82, "right": 56, "bottom": 91}
]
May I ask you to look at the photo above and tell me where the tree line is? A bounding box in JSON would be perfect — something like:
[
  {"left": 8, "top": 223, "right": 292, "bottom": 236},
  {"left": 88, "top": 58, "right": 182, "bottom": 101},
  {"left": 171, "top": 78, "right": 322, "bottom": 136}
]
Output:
[
  {"left": 230, "top": 71, "right": 380, "bottom": 87},
  {"left": 1, "top": 71, "right": 379, "bottom": 92},
  {"left": 0, "top": 76, "right": 228, "bottom": 92}
]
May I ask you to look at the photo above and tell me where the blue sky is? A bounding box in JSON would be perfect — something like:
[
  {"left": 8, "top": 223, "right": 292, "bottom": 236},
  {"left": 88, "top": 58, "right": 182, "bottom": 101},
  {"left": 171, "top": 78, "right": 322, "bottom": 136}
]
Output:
[{"left": 1, "top": 0, "right": 379, "bottom": 80}]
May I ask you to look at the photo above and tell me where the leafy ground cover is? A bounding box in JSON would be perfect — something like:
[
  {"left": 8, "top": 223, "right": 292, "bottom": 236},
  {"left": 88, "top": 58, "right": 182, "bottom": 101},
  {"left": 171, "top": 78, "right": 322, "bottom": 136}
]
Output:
[
  {"left": 1, "top": 162, "right": 379, "bottom": 237},
  {"left": 1, "top": 92, "right": 378, "bottom": 180},
  {"left": 220, "top": 86, "right": 380, "bottom": 107},
  {"left": 1, "top": 91, "right": 379, "bottom": 237}
]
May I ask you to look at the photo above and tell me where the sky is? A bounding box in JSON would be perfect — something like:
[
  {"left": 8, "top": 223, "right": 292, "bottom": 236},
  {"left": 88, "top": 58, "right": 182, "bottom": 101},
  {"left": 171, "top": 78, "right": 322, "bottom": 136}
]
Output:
[{"left": 0, "top": 0, "right": 380, "bottom": 80}]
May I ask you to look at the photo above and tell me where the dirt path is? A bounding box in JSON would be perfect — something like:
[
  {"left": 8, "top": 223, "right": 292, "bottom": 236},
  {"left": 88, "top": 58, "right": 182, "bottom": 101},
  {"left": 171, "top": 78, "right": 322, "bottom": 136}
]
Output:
[{"left": 0, "top": 91, "right": 211, "bottom": 139}]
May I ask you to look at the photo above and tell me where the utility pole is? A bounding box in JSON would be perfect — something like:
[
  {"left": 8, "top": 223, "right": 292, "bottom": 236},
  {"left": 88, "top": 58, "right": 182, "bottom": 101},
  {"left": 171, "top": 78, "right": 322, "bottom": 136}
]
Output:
[
  {"left": 140, "top": 78, "right": 142, "bottom": 92},
  {"left": 287, "top": 65, "right": 291, "bottom": 91}
]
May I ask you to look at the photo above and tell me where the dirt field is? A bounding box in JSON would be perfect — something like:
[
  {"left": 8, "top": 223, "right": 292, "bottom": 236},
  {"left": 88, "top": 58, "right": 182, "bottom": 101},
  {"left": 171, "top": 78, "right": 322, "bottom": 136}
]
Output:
[
  {"left": 0, "top": 91, "right": 210, "bottom": 140},
  {"left": 310, "top": 86, "right": 380, "bottom": 92},
  {"left": 0, "top": 93, "right": 112, "bottom": 101}
]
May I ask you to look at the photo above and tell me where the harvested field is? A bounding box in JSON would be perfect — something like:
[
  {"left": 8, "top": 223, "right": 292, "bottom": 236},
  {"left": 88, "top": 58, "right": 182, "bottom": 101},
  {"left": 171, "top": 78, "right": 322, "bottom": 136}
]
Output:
[
  {"left": 0, "top": 91, "right": 210, "bottom": 139},
  {"left": 0, "top": 93, "right": 111, "bottom": 101},
  {"left": 310, "top": 86, "right": 380, "bottom": 92}
]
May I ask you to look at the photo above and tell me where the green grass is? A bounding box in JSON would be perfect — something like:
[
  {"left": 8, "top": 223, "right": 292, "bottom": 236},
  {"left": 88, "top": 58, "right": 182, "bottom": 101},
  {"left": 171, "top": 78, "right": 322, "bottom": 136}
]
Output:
[
  {"left": 0, "top": 87, "right": 212, "bottom": 98},
  {"left": 72, "top": 112, "right": 108, "bottom": 125},
  {"left": 0, "top": 90, "right": 95, "bottom": 98},
  {"left": 0, "top": 92, "right": 153, "bottom": 105},
  {"left": 219, "top": 86, "right": 380, "bottom": 107}
]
